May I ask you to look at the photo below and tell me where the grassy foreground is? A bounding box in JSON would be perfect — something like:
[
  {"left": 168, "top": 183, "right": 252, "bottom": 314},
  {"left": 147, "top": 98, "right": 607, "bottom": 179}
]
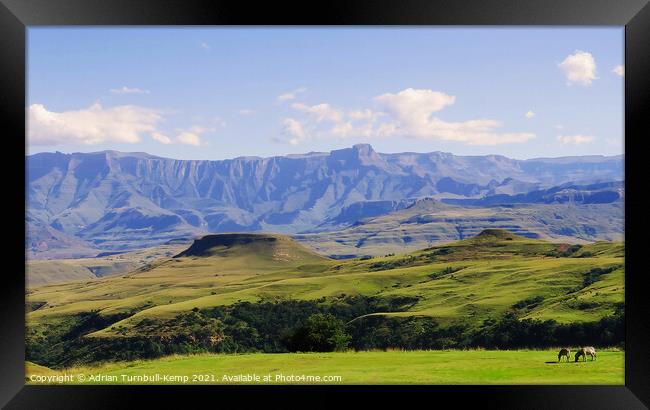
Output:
[{"left": 26, "top": 350, "right": 623, "bottom": 385}]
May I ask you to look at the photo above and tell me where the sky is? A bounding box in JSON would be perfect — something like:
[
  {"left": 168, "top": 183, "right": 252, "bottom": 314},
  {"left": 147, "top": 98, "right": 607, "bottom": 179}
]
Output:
[{"left": 27, "top": 27, "right": 624, "bottom": 160}]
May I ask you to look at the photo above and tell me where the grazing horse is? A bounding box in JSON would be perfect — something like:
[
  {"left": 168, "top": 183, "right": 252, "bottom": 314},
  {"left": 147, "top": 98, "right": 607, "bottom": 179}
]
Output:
[
  {"left": 575, "top": 346, "right": 597, "bottom": 362},
  {"left": 558, "top": 348, "right": 571, "bottom": 362}
]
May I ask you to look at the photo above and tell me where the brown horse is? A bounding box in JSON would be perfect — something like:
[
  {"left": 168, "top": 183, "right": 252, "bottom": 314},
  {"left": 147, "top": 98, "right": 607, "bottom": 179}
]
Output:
[
  {"left": 558, "top": 348, "right": 571, "bottom": 362},
  {"left": 575, "top": 346, "right": 597, "bottom": 362}
]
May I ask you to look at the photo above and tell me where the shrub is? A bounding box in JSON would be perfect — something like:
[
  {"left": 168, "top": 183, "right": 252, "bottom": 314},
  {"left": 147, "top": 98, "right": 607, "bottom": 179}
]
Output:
[
  {"left": 283, "top": 313, "right": 350, "bottom": 352},
  {"left": 513, "top": 296, "right": 545, "bottom": 310}
]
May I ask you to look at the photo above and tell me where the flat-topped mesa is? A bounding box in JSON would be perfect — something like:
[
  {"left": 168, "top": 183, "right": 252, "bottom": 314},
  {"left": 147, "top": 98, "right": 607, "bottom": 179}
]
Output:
[
  {"left": 472, "top": 229, "right": 523, "bottom": 241},
  {"left": 173, "top": 233, "right": 328, "bottom": 263},
  {"left": 174, "top": 233, "right": 283, "bottom": 257},
  {"left": 406, "top": 197, "right": 437, "bottom": 209}
]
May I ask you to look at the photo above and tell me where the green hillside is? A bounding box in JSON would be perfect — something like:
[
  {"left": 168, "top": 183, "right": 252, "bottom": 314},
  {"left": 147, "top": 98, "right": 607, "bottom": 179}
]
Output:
[
  {"left": 26, "top": 230, "right": 624, "bottom": 368},
  {"left": 294, "top": 201, "right": 624, "bottom": 258}
]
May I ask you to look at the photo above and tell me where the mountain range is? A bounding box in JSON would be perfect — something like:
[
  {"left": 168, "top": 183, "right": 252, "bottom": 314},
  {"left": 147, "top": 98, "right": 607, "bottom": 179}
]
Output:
[{"left": 26, "top": 144, "right": 623, "bottom": 257}]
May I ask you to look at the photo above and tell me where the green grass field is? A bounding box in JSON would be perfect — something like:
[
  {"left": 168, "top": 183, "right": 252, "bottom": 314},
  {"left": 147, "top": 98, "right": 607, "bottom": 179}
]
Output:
[{"left": 26, "top": 349, "right": 624, "bottom": 385}]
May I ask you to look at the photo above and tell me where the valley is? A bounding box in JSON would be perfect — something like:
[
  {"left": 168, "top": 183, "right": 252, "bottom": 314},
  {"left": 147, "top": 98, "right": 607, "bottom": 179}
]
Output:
[{"left": 26, "top": 240, "right": 191, "bottom": 287}]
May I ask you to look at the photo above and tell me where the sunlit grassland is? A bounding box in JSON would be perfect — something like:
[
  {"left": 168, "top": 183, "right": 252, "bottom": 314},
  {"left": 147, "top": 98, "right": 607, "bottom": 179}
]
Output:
[
  {"left": 26, "top": 234, "right": 624, "bottom": 340},
  {"left": 26, "top": 349, "right": 624, "bottom": 385}
]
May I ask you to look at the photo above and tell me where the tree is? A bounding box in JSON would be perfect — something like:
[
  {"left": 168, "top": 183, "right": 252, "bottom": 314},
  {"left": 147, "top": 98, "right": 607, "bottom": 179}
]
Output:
[{"left": 283, "top": 313, "right": 351, "bottom": 352}]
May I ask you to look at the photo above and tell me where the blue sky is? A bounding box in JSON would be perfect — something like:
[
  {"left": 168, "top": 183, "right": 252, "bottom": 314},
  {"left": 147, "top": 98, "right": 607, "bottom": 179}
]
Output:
[{"left": 27, "top": 27, "right": 624, "bottom": 160}]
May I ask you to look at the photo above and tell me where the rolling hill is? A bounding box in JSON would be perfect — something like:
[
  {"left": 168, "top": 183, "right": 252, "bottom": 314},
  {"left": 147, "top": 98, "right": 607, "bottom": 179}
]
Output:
[
  {"left": 27, "top": 229, "right": 623, "bottom": 366},
  {"left": 295, "top": 199, "right": 624, "bottom": 258}
]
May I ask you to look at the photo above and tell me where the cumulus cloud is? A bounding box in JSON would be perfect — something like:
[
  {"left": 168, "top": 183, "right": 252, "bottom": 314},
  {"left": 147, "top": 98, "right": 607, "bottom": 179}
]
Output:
[
  {"left": 281, "top": 118, "right": 309, "bottom": 145},
  {"left": 176, "top": 132, "right": 202, "bottom": 146},
  {"left": 174, "top": 126, "right": 213, "bottom": 146},
  {"left": 394, "top": 117, "right": 535, "bottom": 145},
  {"left": 558, "top": 51, "right": 598, "bottom": 86},
  {"left": 151, "top": 132, "right": 172, "bottom": 144},
  {"left": 110, "top": 86, "right": 150, "bottom": 94},
  {"left": 200, "top": 42, "right": 211, "bottom": 50},
  {"left": 274, "top": 99, "right": 388, "bottom": 144},
  {"left": 612, "top": 65, "right": 624, "bottom": 77},
  {"left": 375, "top": 88, "right": 456, "bottom": 122},
  {"left": 557, "top": 134, "right": 595, "bottom": 145},
  {"left": 277, "top": 87, "right": 306, "bottom": 102},
  {"left": 291, "top": 102, "right": 343, "bottom": 123},
  {"left": 239, "top": 109, "right": 255, "bottom": 115},
  {"left": 373, "top": 88, "right": 534, "bottom": 145},
  {"left": 275, "top": 88, "right": 534, "bottom": 146},
  {"left": 348, "top": 109, "right": 383, "bottom": 121},
  {"left": 28, "top": 103, "right": 164, "bottom": 146},
  {"left": 525, "top": 111, "right": 535, "bottom": 119}
]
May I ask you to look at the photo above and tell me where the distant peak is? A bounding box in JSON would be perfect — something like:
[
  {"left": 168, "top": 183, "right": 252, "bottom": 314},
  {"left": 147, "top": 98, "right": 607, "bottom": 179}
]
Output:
[
  {"left": 329, "top": 144, "right": 387, "bottom": 167},
  {"left": 352, "top": 143, "right": 374, "bottom": 152}
]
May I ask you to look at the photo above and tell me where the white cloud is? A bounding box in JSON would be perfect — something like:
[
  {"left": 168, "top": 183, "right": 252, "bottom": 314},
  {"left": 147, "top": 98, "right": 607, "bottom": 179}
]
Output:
[
  {"left": 281, "top": 118, "right": 309, "bottom": 145},
  {"left": 176, "top": 131, "right": 202, "bottom": 146},
  {"left": 28, "top": 103, "right": 164, "bottom": 146},
  {"left": 174, "top": 125, "right": 215, "bottom": 146},
  {"left": 151, "top": 132, "right": 172, "bottom": 144},
  {"left": 110, "top": 86, "right": 150, "bottom": 94},
  {"left": 375, "top": 88, "right": 456, "bottom": 122},
  {"left": 612, "top": 65, "right": 624, "bottom": 77},
  {"left": 558, "top": 51, "right": 598, "bottom": 86},
  {"left": 239, "top": 109, "right": 255, "bottom": 115},
  {"left": 399, "top": 117, "right": 535, "bottom": 145},
  {"left": 200, "top": 42, "right": 211, "bottom": 50},
  {"left": 280, "top": 102, "right": 384, "bottom": 142},
  {"left": 291, "top": 102, "right": 343, "bottom": 123},
  {"left": 374, "top": 88, "right": 534, "bottom": 145},
  {"left": 525, "top": 111, "right": 535, "bottom": 119},
  {"left": 277, "top": 88, "right": 535, "bottom": 146},
  {"left": 555, "top": 124, "right": 564, "bottom": 130},
  {"left": 557, "top": 134, "right": 595, "bottom": 145},
  {"left": 277, "top": 87, "right": 306, "bottom": 102},
  {"left": 348, "top": 109, "right": 383, "bottom": 121}
]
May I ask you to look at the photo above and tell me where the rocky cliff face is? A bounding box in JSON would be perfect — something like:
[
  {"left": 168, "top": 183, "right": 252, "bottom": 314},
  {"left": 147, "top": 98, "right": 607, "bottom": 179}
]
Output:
[{"left": 26, "top": 144, "right": 623, "bottom": 252}]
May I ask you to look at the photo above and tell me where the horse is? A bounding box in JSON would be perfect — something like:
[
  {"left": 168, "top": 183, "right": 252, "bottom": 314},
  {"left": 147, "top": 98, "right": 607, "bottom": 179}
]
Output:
[
  {"left": 575, "top": 346, "right": 597, "bottom": 362},
  {"left": 558, "top": 348, "right": 571, "bottom": 362}
]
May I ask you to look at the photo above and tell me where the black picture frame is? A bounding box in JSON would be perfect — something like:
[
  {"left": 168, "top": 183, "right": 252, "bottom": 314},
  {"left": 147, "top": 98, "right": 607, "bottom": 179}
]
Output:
[{"left": 1, "top": 0, "right": 648, "bottom": 408}]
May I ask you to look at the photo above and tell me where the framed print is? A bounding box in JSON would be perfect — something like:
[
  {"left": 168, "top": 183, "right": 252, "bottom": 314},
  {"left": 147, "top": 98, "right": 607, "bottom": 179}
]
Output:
[{"left": 1, "top": 0, "right": 649, "bottom": 408}]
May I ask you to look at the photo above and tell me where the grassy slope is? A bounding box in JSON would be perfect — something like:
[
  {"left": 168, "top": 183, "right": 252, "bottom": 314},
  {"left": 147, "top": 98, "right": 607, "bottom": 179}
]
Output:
[
  {"left": 294, "top": 202, "right": 624, "bottom": 258},
  {"left": 26, "top": 230, "right": 624, "bottom": 340},
  {"left": 26, "top": 242, "right": 190, "bottom": 287},
  {"left": 25, "top": 350, "right": 623, "bottom": 385}
]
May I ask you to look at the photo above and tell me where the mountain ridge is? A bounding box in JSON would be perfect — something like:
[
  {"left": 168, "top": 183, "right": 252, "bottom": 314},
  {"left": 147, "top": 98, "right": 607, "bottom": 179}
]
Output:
[{"left": 27, "top": 145, "right": 624, "bottom": 255}]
